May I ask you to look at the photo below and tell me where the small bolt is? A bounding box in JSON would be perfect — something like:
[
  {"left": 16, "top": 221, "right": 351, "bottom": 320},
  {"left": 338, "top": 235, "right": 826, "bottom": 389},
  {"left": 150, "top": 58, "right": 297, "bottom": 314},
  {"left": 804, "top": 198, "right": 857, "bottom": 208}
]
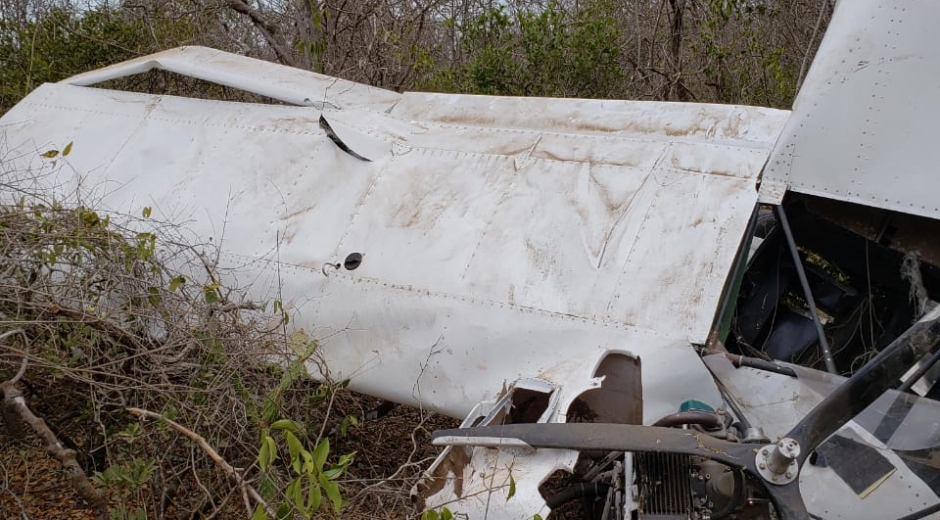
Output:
[
  {"left": 759, "top": 463, "right": 766, "bottom": 470},
  {"left": 786, "top": 472, "right": 793, "bottom": 479}
]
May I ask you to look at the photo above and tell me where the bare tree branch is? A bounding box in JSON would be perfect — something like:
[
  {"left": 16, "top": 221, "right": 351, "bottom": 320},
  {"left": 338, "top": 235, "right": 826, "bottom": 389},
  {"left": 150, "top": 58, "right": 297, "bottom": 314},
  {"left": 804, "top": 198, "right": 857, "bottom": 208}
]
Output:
[
  {"left": 1, "top": 379, "right": 107, "bottom": 519},
  {"left": 223, "top": 0, "right": 297, "bottom": 66},
  {"left": 0, "top": 328, "right": 28, "bottom": 385}
]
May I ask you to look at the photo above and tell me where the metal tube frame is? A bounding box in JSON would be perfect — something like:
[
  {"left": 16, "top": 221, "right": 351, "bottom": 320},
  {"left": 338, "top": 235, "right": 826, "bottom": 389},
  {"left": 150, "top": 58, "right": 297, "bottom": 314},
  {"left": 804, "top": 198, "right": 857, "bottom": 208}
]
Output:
[{"left": 774, "top": 205, "right": 838, "bottom": 373}]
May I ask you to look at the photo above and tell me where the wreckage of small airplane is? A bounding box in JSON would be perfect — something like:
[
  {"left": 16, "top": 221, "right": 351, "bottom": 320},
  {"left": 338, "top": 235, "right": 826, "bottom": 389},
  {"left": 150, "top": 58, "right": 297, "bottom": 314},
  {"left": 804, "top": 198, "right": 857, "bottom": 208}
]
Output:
[{"left": 1, "top": 0, "right": 939, "bottom": 518}]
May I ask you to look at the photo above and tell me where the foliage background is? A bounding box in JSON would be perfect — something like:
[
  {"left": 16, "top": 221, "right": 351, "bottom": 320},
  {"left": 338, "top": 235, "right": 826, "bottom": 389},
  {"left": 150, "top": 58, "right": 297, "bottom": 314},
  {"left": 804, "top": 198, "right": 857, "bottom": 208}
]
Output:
[{"left": 1, "top": 0, "right": 833, "bottom": 116}]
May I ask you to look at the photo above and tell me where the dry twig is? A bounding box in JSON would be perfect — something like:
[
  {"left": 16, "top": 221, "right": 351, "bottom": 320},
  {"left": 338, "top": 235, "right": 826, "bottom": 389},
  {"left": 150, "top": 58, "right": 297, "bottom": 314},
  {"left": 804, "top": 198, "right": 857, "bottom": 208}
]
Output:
[
  {"left": 1, "top": 336, "right": 108, "bottom": 519},
  {"left": 126, "top": 407, "right": 275, "bottom": 518}
]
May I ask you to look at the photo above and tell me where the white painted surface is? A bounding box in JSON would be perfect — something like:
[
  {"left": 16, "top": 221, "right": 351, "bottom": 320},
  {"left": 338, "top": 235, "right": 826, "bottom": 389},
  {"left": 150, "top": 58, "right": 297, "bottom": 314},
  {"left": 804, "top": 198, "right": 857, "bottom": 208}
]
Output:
[
  {"left": 0, "top": 67, "right": 787, "bottom": 419},
  {"left": 63, "top": 46, "right": 401, "bottom": 111},
  {"left": 707, "top": 355, "right": 940, "bottom": 519},
  {"left": 763, "top": 0, "right": 940, "bottom": 220}
]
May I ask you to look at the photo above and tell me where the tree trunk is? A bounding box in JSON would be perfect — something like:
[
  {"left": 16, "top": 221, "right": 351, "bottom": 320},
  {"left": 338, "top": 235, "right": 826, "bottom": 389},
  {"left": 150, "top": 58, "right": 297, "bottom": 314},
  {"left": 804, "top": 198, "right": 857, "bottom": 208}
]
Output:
[{"left": 667, "top": 0, "right": 690, "bottom": 101}]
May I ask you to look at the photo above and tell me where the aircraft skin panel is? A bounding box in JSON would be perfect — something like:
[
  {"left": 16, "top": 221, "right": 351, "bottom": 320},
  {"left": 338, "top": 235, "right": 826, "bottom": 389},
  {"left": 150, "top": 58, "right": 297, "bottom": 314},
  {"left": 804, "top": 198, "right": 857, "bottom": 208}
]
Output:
[
  {"left": 763, "top": 0, "right": 940, "bottom": 220},
  {"left": 63, "top": 45, "right": 402, "bottom": 111},
  {"left": 1, "top": 77, "right": 785, "bottom": 421},
  {"left": 331, "top": 148, "right": 759, "bottom": 342},
  {"left": 0, "top": 83, "right": 385, "bottom": 264},
  {"left": 310, "top": 271, "right": 722, "bottom": 422},
  {"left": 392, "top": 91, "right": 789, "bottom": 147}
]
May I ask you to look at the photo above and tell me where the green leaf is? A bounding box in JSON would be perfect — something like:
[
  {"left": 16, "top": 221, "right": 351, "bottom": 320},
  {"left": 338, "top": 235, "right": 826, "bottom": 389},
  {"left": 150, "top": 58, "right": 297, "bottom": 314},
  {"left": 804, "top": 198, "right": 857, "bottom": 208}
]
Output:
[
  {"left": 203, "top": 284, "right": 220, "bottom": 304},
  {"left": 307, "top": 385, "right": 328, "bottom": 408},
  {"left": 258, "top": 471, "right": 277, "bottom": 500},
  {"left": 319, "top": 473, "right": 343, "bottom": 513},
  {"left": 270, "top": 419, "right": 303, "bottom": 434},
  {"left": 41, "top": 149, "right": 59, "bottom": 158},
  {"left": 301, "top": 450, "right": 314, "bottom": 474},
  {"left": 507, "top": 472, "right": 516, "bottom": 500},
  {"left": 259, "top": 436, "right": 271, "bottom": 471},
  {"left": 275, "top": 503, "right": 291, "bottom": 520},
  {"left": 285, "top": 431, "right": 303, "bottom": 474},
  {"left": 259, "top": 435, "right": 277, "bottom": 471},
  {"left": 421, "top": 510, "right": 439, "bottom": 520},
  {"left": 62, "top": 141, "right": 73, "bottom": 156},
  {"left": 169, "top": 276, "right": 185, "bottom": 293},
  {"left": 441, "top": 507, "right": 454, "bottom": 520},
  {"left": 142, "top": 206, "right": 151, "bottom": 218},
  {"left": 306, "top": 482, "right": 322, "bottom": 512},
  {"left": 266, "top": 435, "right": 278, "bottom": 463},
  {"left": 340, "top": 415, "right": 356, "bottom": 437},
  {"left": 251, "top": 503, "right": 267, "bottom": 520},
  {"left": 286, "top": 479, "right": 302, "bottom": 507},
  {"left": 313, "top": 438, "right": 329, "bottom": 473},
  {"left": 534, "top": 515, "right": 544, "bottom": 520},
  {"left": 336, "top": 452, "right": 356, "bottom": 467},
  {"left": 147, "top": 287, "right": 161, "bottom": 307},
  {"left": 321, "top": 467, "right": 343, "bottom": 480},
  {"left": 78, "top": 209, "right": 100, "bottom": 228}
]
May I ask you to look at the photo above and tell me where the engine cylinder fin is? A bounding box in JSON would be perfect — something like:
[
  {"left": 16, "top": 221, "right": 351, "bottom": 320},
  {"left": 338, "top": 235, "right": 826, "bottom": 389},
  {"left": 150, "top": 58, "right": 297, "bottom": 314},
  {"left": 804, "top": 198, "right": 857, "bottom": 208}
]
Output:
[{"left": 636, "top": 452, "right": 693, "bottom": 519}]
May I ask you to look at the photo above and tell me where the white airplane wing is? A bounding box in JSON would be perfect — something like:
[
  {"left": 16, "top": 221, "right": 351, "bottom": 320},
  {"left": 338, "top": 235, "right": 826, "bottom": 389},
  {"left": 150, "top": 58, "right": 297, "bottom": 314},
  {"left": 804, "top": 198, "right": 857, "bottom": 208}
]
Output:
[
  {"left": 0, "top": 47, "right": 789, "bottom": 423},
  {"left": 0, "top": 46, "right": 815, "bottom": 519}
]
